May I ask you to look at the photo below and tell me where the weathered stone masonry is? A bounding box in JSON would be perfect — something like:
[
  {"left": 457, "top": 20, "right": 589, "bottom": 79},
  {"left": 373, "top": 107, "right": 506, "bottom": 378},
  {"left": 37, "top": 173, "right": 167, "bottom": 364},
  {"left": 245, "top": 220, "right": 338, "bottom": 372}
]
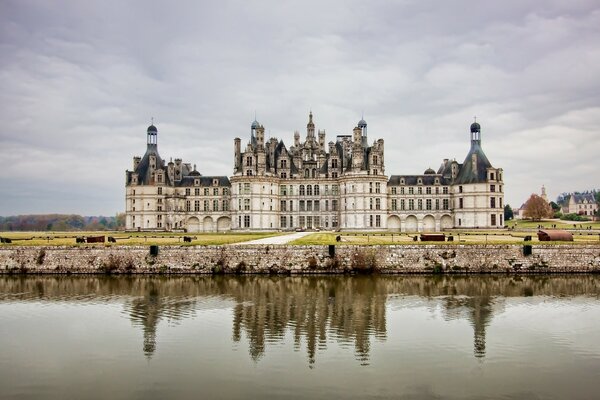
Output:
[{"left": 1, "top": 245, "right": 600, "bottom": 274}]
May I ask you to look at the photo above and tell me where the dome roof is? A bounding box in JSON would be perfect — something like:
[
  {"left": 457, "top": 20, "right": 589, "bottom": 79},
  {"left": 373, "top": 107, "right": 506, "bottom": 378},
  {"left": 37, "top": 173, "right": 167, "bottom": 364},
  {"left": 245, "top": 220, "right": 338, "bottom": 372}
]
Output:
[
  {"left": 424, "top": 168, "right": 436, "bottom": 175},
  {"left": 470, "top": 122, "right": 481, "bottom": 133},
  {"left": 147, "top": 124, "right": 157, "bottom": 133},
  {"left": 358, "top": 119, "right": 367, "bottom": 128},
  {"left": 189, "top": 170, "right": 201, "bottom": 176},
  {"left": 251, "top": 120, "right": 260, "bottom": 129}
]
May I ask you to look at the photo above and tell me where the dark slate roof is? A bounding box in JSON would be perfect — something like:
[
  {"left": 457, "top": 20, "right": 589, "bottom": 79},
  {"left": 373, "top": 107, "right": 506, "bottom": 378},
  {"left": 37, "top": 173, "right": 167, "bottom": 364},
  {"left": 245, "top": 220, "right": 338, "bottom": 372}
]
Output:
[
  {"left": 572, "top": 193, "right": 596, "bottom": 203},
  {"left": 454, "top": 143, "right": 492, "bottom": 184},
  {"left": 179, "top": 176, "right": 231, "bottom": 187},
  {"left": 388, "top": 175, "right": 450, "bottom": 186},
  {"left": 133, "top": 145, "right": 164, "bottom": 185}
]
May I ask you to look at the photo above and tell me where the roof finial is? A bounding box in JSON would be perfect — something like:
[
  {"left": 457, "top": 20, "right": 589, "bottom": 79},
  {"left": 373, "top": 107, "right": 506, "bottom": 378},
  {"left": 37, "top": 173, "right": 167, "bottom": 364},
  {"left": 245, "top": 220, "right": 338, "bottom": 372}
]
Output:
[
  {"left": 474, "top": 115, "right": 477, "bottom": 123},
  {"left": 193, "top": 164, "right": 196, "bottom": 171},
  {"left": 151, "top": 117, "right": 154, "bottom": 125}
]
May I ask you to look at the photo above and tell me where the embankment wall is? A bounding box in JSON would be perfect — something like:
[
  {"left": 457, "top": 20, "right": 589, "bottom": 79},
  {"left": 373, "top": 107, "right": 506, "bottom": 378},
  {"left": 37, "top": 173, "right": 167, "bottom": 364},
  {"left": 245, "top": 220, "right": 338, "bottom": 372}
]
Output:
[{"left": 1, "top": 244, "right": 600, "bottom": 274}]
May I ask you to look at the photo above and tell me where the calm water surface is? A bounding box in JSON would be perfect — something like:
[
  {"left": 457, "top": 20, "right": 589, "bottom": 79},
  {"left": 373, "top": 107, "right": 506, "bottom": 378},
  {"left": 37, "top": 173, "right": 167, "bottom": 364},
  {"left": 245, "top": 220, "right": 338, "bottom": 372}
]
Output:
[{"left": 1, "top": 275, "right": 600, "bottom": 399}]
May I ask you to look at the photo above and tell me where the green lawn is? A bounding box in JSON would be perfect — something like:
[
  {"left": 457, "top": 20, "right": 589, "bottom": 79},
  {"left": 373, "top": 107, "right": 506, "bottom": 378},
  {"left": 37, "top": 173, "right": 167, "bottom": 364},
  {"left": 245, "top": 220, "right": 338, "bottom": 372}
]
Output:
[
  {"left": 290, "top": 231, "right": 600, "bottom": 246},
  {"left": 509, "top": 219, "right": 600, "bottom": 229},
  {"left": 0, "top": 231, "right": 287, "bottom": 246}
]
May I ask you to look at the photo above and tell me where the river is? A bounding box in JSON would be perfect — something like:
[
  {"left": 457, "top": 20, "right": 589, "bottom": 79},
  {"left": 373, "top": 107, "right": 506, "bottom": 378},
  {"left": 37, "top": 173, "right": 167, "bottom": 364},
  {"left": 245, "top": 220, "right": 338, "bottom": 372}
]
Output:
[{"left": 1, "top": 275, "right": 599, "bottom": 399}]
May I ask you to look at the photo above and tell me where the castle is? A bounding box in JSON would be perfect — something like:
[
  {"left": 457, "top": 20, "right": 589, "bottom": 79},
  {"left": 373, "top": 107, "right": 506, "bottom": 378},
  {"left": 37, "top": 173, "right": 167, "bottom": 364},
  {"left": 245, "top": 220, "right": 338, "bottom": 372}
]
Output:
[{"left": 125, "top": 113, "right": 504, "bottom": 232}]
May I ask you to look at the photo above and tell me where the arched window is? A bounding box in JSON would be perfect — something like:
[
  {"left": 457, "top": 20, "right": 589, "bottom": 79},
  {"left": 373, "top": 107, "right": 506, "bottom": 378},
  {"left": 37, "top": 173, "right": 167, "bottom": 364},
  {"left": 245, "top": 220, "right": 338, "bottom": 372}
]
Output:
[
  {"left": 312, "top": 169, "right": 316, "bottom": 178},
  {"left": 299, "top": 185, "right": 305, "bottom": 196},
  {"left": 307, "top": 185, "right": 312, "bottom": 196},
  {"left": 314, "top": 185, "right": 320, "bottom": 195},
  {"left": 305, "top": 169, "right": 309, "bottom": 178}
]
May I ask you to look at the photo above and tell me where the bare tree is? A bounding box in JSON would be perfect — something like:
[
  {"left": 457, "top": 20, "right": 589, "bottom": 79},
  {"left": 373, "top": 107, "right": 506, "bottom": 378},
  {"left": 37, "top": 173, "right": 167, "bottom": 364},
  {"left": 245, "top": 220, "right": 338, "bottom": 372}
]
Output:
[{"left": 523, "top": 194, "right": 553, "bottom": 221}]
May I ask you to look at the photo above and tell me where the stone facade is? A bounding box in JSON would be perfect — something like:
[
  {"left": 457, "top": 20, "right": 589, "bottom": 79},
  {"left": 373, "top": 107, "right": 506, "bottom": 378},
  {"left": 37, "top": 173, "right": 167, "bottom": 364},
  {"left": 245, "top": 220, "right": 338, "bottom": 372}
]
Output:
[
  {"left": 125, "top": 114, "right": 504, "bottom": 232},
  {"left": 2, "top": 245, "right": 599, "bottom": 274}
]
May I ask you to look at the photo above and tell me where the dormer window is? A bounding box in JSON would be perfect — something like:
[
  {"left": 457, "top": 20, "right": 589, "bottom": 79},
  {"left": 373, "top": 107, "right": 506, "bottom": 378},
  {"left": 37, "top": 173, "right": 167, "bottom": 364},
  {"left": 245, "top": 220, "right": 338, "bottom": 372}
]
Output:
[
  {"left": 417, "top": 178, "right": 423, "bottom": 185},
  {"left": 213, "top": 179, "right": 219, "bottom": 186},
  {"left": 400, "top": 178, "right": 405, "bottom": 185},
  {"left": 435, "top": 178, "right": 439, "bottom": 185},
  {"left": 194, "top": 179, "right": 200, "bottom": 186}
]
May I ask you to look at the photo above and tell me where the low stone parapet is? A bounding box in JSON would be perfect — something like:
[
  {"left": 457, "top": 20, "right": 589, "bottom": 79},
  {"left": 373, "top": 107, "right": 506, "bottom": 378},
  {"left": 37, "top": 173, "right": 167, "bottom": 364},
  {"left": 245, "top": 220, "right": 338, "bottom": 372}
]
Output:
[{"left": 1, "top": 244, "right": 599, "bottom": 274}]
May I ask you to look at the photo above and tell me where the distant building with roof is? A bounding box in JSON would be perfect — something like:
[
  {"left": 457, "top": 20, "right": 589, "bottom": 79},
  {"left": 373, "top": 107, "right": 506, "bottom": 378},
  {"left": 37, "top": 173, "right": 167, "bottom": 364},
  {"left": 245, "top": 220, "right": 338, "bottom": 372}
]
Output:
[
  {"left": 564, "top": 193, "right": 598, "bottom": 217},
  {"left": 125, "top": 114, "right": 504, "bottom": 232}
]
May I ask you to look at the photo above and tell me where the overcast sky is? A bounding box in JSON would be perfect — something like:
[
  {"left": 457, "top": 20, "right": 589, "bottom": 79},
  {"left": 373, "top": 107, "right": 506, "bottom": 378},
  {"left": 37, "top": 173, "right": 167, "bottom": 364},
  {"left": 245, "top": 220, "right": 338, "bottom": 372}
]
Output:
[{"left": 1, "top": 0, "right": 599, "bottom": 216}]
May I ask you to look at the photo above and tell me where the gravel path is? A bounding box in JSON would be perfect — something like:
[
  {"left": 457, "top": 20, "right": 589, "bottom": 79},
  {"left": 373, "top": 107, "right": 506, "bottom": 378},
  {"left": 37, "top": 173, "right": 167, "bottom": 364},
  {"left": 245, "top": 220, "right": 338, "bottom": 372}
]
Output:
[{"left": 233, "top": 231, "right": 314, "bottom": 245}]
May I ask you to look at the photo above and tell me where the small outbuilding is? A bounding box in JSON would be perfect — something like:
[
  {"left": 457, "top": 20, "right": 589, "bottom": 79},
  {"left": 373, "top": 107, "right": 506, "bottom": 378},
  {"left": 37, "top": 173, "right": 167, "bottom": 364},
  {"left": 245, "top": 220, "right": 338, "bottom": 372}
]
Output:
[{"left": 537, "top": 230, "right": 573, "bottom": 242}]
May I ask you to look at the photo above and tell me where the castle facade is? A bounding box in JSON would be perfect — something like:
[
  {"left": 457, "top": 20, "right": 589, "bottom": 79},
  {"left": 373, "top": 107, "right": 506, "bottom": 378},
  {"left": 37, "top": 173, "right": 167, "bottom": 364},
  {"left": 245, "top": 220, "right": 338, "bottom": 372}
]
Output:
[{"left": 125, "top": 113, "right": 504, "bottom": 232}]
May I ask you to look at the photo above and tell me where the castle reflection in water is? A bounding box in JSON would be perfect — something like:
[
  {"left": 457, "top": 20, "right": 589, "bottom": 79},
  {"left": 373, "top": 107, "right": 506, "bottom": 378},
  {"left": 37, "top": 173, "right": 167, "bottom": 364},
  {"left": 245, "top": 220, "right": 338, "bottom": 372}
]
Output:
[{"left": 2, "top": 275, "right": 598, "bottom": 364}]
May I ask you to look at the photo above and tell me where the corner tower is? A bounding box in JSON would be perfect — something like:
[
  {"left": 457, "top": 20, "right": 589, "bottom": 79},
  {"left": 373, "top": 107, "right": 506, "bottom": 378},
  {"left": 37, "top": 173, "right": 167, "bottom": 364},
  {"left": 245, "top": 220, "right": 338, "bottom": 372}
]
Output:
[{"left": 452, "top": 119, "right": 504, "bottom": 228}]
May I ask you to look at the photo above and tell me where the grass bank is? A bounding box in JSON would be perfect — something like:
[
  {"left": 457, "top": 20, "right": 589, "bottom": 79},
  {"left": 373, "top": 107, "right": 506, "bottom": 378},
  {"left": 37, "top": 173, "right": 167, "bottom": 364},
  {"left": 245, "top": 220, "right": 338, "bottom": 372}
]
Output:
[{"left": 0, "top": 231, "right": 287, "bottom": 246}]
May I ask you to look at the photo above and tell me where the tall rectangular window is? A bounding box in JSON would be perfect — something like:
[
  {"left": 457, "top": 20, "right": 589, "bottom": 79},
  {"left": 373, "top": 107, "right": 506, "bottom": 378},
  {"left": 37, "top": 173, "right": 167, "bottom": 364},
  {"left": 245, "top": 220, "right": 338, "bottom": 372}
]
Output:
[
  {"left": 491, "top": 197, "right": 496, "bottom": 208},
  {"left": 376, "top": 215, "right": 381, "bottom": 227},
  {"left": 194, "top": 200, "right": 200, "bottom": 212},
  {"left": 244, "top": 215, "right": 250, "bottom": 228}
]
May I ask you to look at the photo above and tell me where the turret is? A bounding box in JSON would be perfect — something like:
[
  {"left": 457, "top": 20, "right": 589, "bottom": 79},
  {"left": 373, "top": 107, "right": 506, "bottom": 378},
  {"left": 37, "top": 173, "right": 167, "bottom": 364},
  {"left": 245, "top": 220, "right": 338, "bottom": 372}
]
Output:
[
  {"left": 470, "top": 118, "right": 481, "bottom": 146},
  {"left": 294, "top": 131, "right": 300, "bottom": 147},
  {"left": 307, "top": 111, "right": 315, "bottom": 137},
  {"left": 358, "top": 118, "right": 367, "bottom": 137},
  {"left": 147, "top": 124, "right": 158, "bottom": 149}
]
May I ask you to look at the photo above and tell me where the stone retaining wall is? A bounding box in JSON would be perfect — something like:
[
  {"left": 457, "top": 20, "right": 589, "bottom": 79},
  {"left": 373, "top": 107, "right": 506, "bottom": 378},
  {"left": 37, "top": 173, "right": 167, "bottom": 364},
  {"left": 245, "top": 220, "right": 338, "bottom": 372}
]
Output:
[{"left": 1, "top": 245, "right": 600, "bottom": 274}]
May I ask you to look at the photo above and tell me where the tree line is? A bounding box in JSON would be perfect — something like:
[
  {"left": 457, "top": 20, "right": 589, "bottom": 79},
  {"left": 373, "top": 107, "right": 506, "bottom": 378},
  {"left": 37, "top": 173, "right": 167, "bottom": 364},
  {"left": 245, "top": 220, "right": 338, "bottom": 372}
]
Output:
[{"left": 0, "top": 214, "right": 126, "bottom": 231}]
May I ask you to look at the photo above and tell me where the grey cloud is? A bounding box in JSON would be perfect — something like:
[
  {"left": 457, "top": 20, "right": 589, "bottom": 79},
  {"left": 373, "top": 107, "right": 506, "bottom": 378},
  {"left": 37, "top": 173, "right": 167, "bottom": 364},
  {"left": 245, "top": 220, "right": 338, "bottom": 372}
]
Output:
[{"left": 1, "top": 0, "right": 599, "bottom": 215}]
